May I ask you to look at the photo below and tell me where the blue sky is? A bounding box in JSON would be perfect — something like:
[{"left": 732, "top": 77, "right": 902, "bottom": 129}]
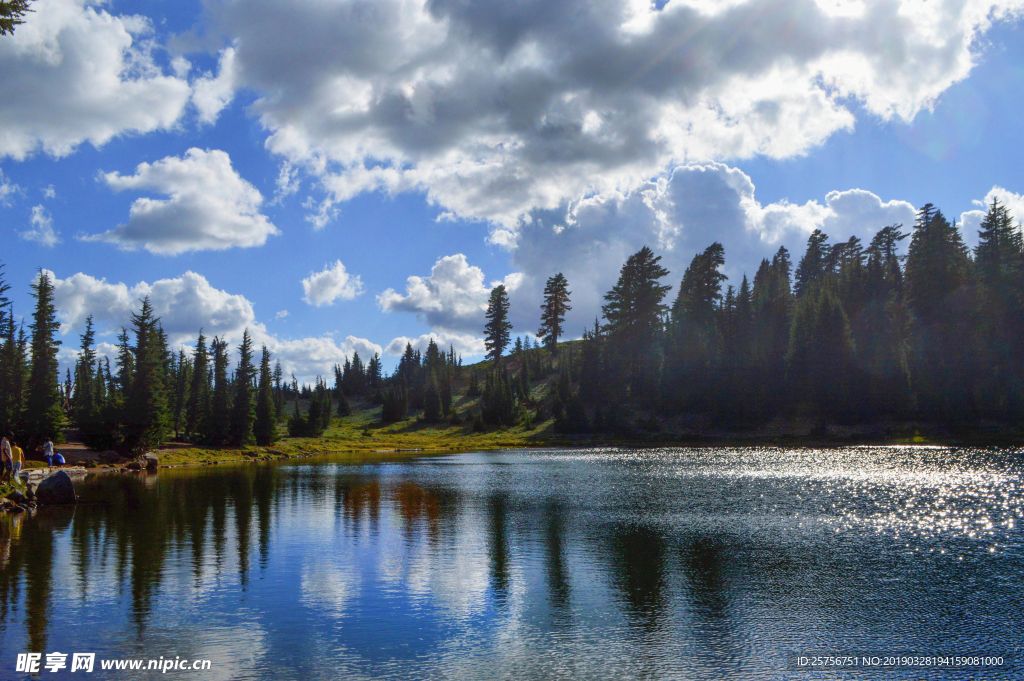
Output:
[{"left": 1, "top": 0, "right": 1022, "bottom": 380}]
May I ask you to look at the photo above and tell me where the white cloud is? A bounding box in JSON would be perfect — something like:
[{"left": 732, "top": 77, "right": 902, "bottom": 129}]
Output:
[
  {"left": 301, "top": 260, "right": 365, "bottom": 306},
  {"left": 0, "top": 169, "right": 21, "bottom": 206},
  {"left": 275, "top": 310, "right": 289, "bottom": 319},
  {"left": 20, "top": 205, "right": 61, "bottom": 246},
  {"left": 42, "top": 185, "right": 56, "bottom": 199},
  {"left": 205, "top": 0, "right": 1023, "bottom": 232},
  {"left": 384, "top": 331, "right": 486, "bottom": 357},
  {"left": 88, "top": 148, "right": 279, "bottom": 254},
  {"left": 377, "top": 254, "right": 522, "bottom": 334},
  {"left": 960, "top": 185, "right": 1024, "bottom": 250},
  {"left": 0, "top": 0, "right": 191, "bottom": 160},
  {"left": 46, "top": 268, "right": 380, "bottom": 382},
  {"left": 192, "top": 46, "right": 238, "bottom": 125}
]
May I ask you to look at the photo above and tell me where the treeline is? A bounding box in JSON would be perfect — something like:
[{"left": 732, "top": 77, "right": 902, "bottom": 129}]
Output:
[
  {"left": 0, "top": 272, "right": 296, "bottom": 453},
  {"left": 460, "top": 199, "right": 1024, "bottom": 429}
]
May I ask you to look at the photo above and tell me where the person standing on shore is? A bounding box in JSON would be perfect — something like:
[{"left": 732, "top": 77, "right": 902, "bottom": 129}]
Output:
[
  {"left": 10, "top": 439, "right": 23, "bottom": 480},
  {"left": 1, "top": 432, "right": 12, "bottom": 483}
]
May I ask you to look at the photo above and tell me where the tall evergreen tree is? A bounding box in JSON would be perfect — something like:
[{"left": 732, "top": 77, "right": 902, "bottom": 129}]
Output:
[
  {"left": 973, "top": 199, "right": 1024, "bottom": 415},
  {"left": 207, "top": 337, "right": 231, "bottom": 445},
  {"left": 484, "top": 285, "right": 512, "bottom": 363},
  {"left": 905, "top": 204, "right": 974, "bottom": 418},
  {"left": 230, "top": 329, "right": 257, "bottom": 446},
  {"left": 185, "top": 331, "right": 209, "bottom": 441},
  {"left": 272, "top": 359, "right": 284, "bottom": 417},
  {"left": 171, "top": 348, "right": 191, "bottom": 439},
  {"left": 72, "top": 316, "right": 99, "bottom": 441},
  {"left": 794, "top": 229, "right": 830, "bottom": 297},
  {"left": 24, "top": 270, "right": 63, "bottom": 446},
  {"left": 750, "top": 246, "right": 793, "bottom": 414},
  {"left": 124, "top": 297, "right": 167, "bottom": 454},
  {"left": 856, "top": 225, "right": 912, "bottom": 415},
  {"left": 538, "top": 273, "right": 572, "bottom": 353},
  {"left": 667, "top": 243, "right": 727, "bottom": 409},
  {"left": 254, "top": 345, "right": 278, "bottom": 445},
  {"left": 602, "top": 246, "right": 671, "bottom": 397}
]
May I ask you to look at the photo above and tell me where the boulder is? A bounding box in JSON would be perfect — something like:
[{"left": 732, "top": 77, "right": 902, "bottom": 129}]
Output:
[
  {"left": 141, "top": 453, "right": 159, "bottom": 470},
  {"left": 35, "top": 471, "right": 78, "bottom": 505},
  {"left": 127, "top": 461, "right": 142, "bottom": 471},
  {"left": 5, "top": 490, "right": 26, "bottom": 505}
]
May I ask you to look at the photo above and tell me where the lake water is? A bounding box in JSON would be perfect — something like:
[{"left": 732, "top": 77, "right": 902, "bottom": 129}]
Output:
[{"left": 2, "top": 447, "right": 1023, "bottom": 679}]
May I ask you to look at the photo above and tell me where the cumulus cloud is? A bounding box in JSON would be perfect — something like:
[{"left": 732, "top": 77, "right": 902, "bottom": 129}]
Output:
[
  {"left": 48, "top": 269, "right": 256, "bottom": 342},
  {"left": 88, "top": 148, "right": 279, "bottom": 254},
  {"left": 960, "top": 186, "right": 1024, "bottom": 250},
  {"left": 20, "top": 205, "right": 61, "bottom": 246},
  {"left": 275, "top": 310, "right": 289, "bottom": 319},
  {"left": 202, "top": 0, "right": 1022, "bottom": 232},
  {"left": 506, "top": 162, "right": 918, "bottom": 335},
  {"left": 301, "top": 260, "right": 364, "bottom": 306},
  {"left": 384, "top": 332, "right": 486, "bottom": 357},
  {"left": 46, "top": 268, "right": 380, "bottom": 381},
  {"left": 377, "top": 254, "right": 522, "bottom": 334},
  {"left": 0, "top": 0, "right": 191, "bottom": 160}
]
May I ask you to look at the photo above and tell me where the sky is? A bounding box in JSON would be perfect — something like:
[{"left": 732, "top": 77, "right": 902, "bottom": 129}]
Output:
[{"left": 1, "top": 0, "right": 1023, "bottom": 382}]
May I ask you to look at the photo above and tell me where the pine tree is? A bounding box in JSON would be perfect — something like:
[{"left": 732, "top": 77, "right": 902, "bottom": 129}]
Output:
[
  {"left": 123, "top": 297, "right": 167, "bottom": 454},
  {"left": 72, "top": 316, "right": 100, "bottom": 443},
  {"left": 381, "top": 382, "right": 409, "bottom": 423},
  {"left": 272, "top": 360, "right": 284, "bottom": 417},
  {"left": 667, "top": 243, "right": 726, "bottom": 408},
  {"left": 207, "top": 337, "right": 231, "bottom": 445},
  {"left": 0, "top": 285, "right": 27, "bottom": 434},
  {"left": 230, "top": 329, "right": 257, "bottom": 446},
  {"left": 856, "top": 225, "right": 912, "bottom": 416},
  {"left": 484, "top": 285, "right": 512, "bottom": 363},
  {"left": 905, "top": 204, "right": 974, "bottom": 418},
  {"left": 423, "top": 371, "right": 443, "bottom": 423},
  {"left": 538, "top": 273, "right": 571, "bottom": 354},
  {"left": 185, "top": 331, "right": 210, "bottom": 441},
  {"left": 367, "top": 354, "right": 383, "bottom": 394},
  {"left": 170, "top": 348, "right": 191, "bottom": 440},
  {"left": 24, "top": 270, "right": 64, "bottom": 446},
  {"left": 794, "top": 229, "right": 830, "bottom": 297},
  {"left": 254, "top": 345, "right": 278, "bottom": 445},
  {"left": 602, "top": 246, "right": 671, "bottom": 397},
  {"left": 750, "top": 246, "right": 793, "bottom": 415},
  {"left": 973, "top": 199, "right": 1024, "bottom": 416}
]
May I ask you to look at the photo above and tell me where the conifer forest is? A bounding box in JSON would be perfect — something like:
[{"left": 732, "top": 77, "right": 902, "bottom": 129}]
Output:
[{"left": 1, "top": 199, "right": 1022, "bottom": 453}]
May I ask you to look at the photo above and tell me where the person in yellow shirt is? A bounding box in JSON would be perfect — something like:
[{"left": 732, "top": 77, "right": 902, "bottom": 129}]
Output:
[{"left": 10, "top": 440, "right": 23, "bottom": 480}]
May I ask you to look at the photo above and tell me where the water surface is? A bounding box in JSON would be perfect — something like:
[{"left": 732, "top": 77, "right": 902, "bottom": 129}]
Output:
[{"left": 2, "top": 447, "right": 1023, "bottom": 679}]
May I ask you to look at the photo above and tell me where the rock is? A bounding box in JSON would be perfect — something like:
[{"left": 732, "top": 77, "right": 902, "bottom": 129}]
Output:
[
  {"left": 127, "top": 461, "right": 142, "bottom": 471},
  {"left": 141, "top": 453, "right": 159, "bottom": 470},
  {"left": 35, "top": 471, "right": 78, "bottom": 505},
  {"left": 10, "top": 506, "right": 24, "bottom": 514},
  {"left": 5, "top": 490, "right": 26, "bottom": 505}
]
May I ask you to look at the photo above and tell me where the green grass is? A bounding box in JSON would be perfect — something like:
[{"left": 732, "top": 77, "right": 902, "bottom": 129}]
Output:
[{"left": 158, "top": 397, "right": 566, "bottom": 466}]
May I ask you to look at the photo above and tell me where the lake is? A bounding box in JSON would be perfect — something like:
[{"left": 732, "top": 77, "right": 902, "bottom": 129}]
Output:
[{"left": 2, "top": 447, "right": 1023, "bottom": 679}]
